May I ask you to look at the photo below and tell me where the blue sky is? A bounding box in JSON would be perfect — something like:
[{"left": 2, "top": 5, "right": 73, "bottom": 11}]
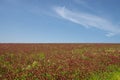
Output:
[{"left": 0, "top": 0, "right": 120, "bottom": 43}]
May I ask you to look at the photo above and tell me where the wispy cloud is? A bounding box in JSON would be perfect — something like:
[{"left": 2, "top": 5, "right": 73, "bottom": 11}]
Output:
[
  {"left": 53, "top": 6, "right": 120, "bottom": 37},
  {"left": 73, "top": 0, "right": 94, "bottom": 11}
]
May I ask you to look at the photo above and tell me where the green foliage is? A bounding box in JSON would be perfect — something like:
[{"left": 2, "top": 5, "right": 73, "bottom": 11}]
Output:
[
  {"left": 0, "top": 66, "right": 8, "bottom": 75},
  {"left": 106, "top": 65, "right": 120, "bottom": 71},
  {"left": 25, "top": 61, "right": 39, "bottom": 70},
  {"left": 61, "top": 71, "right": 67, "bottom": 76},
  {"left": 0, "top": 55, "right": 5, "bottom": 61},
  {"left": 46, "top": 73, "right": 52, "bottom": 80},
  {"left": 73, "top": 70, "right": 81, "bottom": 79},
  {"left": 88, "top": 65, "right": 120, "bottom": 80},
  {"left": 72, "top": 49, "right": 85, "bottom": 54},
  {"left": 38, "top": 53, "right": 45, "bottom": 60},
  {"left": 104, "top": 48, "right": 115, "bottom": 53},
  {"left": 32, "top": 61, "right": 39, "bottom": 68},
  {"left": 87, "top": 72, "right": 101, "bottom": 80},
  {"left": 26, "top": 65, "right": 32, "bottom": 70}
]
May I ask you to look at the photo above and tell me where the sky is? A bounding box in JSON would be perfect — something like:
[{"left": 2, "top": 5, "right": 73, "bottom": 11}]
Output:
[{"left": 0, "top": 0, "right": 120, "bottom": 43}]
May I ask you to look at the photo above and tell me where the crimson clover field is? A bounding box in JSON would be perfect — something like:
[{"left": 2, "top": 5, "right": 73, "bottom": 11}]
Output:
[{"left": 0, "top": 43, "right": 120, "bottom": 80}]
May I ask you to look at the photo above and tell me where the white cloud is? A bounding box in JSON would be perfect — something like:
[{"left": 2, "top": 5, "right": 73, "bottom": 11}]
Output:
[
  {"left": 73, "top": 0, "right": 94, "bottom": 11},
  {"left": 53, "top": 6, "right": 120, "bottom": 37}
]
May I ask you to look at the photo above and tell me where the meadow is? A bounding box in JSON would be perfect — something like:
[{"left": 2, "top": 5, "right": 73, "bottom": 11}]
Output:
[{"left": 0, "top": 43, "right": 120, "bottom": 80}]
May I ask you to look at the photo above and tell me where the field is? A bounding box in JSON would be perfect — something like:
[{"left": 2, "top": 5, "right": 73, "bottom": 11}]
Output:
[{"left": 0, "top": 43, "right": 120, "bottom": 80}]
